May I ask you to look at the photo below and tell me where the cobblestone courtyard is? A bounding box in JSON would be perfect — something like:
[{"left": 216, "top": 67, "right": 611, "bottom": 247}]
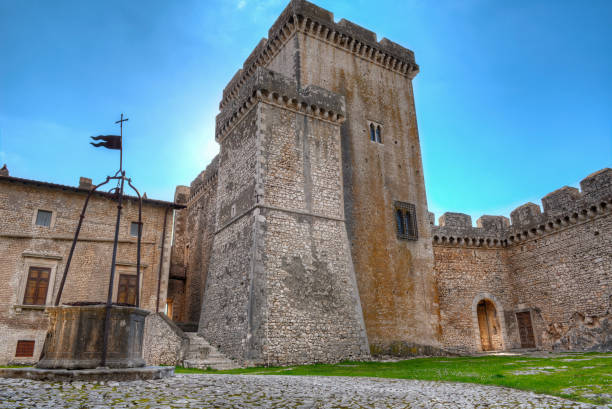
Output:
[{"left": 0, "top": 374, "right": 606, "bottom": 408}]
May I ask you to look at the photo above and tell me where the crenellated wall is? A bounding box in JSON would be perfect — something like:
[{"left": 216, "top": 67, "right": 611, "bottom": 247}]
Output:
[
  {"left": 172, "top": 0, "right": 610, "bottom": 363},
  {"left": 433, "top": 168, "right": 612, "bottom": 353}
]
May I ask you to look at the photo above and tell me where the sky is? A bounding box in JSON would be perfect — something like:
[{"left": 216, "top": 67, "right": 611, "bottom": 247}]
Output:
[{"left": 1, "top": 0, "right": 611, "bottom": 223}]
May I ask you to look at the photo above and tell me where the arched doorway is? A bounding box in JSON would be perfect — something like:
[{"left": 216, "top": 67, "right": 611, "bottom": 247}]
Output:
[{"left": 477, "top": 299, "right": 503, "bottom": 351}]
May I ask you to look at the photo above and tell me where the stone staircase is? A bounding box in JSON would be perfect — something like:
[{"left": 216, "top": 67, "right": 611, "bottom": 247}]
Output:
[{"left": 182, "top": 332, "right": 240, "bottom": 370}]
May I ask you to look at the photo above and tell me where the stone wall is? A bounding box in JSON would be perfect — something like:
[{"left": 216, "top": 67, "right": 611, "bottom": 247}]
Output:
[
  {"left": 199, "top": 68, "right": 368, "bottom": 366},
  {"left": 168, "top": 157, "right": 219, "bottom": 327},
  {"left": 215, "top": 0, "right": 440, "bottom": 357},
  {"left": 143, "top": 312, "right": 188, "bottom": 366},
  {"left": 0, "top": 175, "right": 176, "bottom": 365},
  {"left": 258, "top": 99, "right": 369, "bottom": 365},
  {"left": 432, "top": 168, "right": 612, "bottom": 353},
  {"left": 199, "top": 105, "right": 259, "bottom": 363}
]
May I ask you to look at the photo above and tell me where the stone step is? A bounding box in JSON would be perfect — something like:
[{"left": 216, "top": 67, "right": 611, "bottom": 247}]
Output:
[
  {"left": 183, "top": 359, "right": 239, "bottom": 371},
  {"left": 181, "top": 332, "right": 240, "bottom": 370}
]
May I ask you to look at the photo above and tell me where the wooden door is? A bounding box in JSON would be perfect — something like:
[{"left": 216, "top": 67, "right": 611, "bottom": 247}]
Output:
[
  {"left": 477, "top": 301, "right": 493, "bottom": 351},
  {"left": 516, "top": 311, "right": 536, "bottom": 348}
]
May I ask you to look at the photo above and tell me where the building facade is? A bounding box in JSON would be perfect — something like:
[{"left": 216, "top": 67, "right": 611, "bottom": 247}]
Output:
[{"left": 0, "top": 170, "right": 180, "bottom": 365}]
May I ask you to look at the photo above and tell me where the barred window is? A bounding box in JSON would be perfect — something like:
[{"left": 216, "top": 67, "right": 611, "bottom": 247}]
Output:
[
  {"left": 394, "top": 201, "right": 418, "bottom": 240},
  {"left": 15, "top": 340, "right": 35, "bottom": 357},
  {"left": 35, "top": 210, "right": 52, "bottom": 227}
]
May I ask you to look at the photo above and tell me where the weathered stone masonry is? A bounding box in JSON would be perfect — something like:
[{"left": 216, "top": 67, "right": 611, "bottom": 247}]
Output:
[
  {"left": 198, "top": 68, "right": 369, "bottom": 365},
  {"left": 0, "top": 174, "right": 181, "bottom": 365},
  {"left": 169, "top": 0, "right": 611, "bottom": 366},
  {"left": 433, "top": 168, "right": 612, "bottom": 353}
]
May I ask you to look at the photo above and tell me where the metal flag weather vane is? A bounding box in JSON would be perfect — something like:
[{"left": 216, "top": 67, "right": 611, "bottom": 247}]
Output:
[{"left": 54, "top": 113, "right": 143, "bottom": 367}]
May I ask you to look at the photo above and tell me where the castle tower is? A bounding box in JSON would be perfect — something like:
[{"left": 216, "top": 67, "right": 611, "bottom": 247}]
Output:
[
  {"left": 200, "top": 68, "right": 369, "bottom": 365},
  {"left": 198, "top": 0, "right": 441, "bottom": 364}
]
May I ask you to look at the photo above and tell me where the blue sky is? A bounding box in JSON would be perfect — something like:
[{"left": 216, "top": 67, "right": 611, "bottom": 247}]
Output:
[{"left": 1, "top": 0, "right": 610, "bottom": 223}]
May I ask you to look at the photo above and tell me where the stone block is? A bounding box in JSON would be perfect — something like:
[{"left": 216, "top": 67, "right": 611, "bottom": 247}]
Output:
[
  {"left": 476, "top": 215, "right": 510, "bottom": 232},
  {"left": 510, "top": 202, "right": 542, "bottom": 228},
  {"left": 438, "top": 212, "right": 472, "bottom": 229},
  {"left": 580, "top": 168, "right": 612, "bottom": 203},
  {"left": 541, "top": 186, "right": 581, "bottom": 216},
  {"left": 37, "top": 305, "right": 148, "bottom": 369}
]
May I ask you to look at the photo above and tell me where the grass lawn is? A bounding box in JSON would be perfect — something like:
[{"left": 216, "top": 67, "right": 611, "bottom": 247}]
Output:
[{"left": 176, "top": 352, "right": 612, "bottom": 405}]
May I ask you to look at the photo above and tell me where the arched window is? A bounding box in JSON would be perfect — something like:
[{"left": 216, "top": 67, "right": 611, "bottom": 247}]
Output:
[
  {"left": 370, "top": 123, "right": 376, "bottom": 142},
  {"left": 396, "top": 209, "right": 405, "bottom": 235},
  {"left": 376, "top": 125, "right": 382, "bottom": 143}
]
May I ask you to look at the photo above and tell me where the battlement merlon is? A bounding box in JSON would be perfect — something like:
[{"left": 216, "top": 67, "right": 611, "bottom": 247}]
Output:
[
  {"left": 220, "top": 0, "right": 419, "bottom": 110},
  {"left": 215, "top": 67, "right": 346, "bottom": 143},
  {"left": 431, "top": 168, "right": 612, "bottom": 247}
]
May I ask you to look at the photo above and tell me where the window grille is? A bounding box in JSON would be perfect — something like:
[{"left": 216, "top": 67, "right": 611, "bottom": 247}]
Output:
[
  {"left": 35, "top": 210, "right": 52, "bottom": 227},
  {"left": 15, "top": 340, "right": 35, "bottom": 357},
  {"left": 394, "top": 201, "right": 418, "bottom": 240}
]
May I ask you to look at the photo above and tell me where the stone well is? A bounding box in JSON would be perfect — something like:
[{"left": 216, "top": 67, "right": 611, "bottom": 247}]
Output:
[{"left": 37, "top": 304, "right": 148, "bottom": 369}]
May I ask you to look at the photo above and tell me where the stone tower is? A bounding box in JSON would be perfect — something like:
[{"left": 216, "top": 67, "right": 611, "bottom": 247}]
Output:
[{"left": 194, "top": 0, "right": 441, "bottom": 364}]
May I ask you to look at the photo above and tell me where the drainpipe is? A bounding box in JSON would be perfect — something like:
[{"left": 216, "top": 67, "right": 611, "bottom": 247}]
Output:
[{"left": 156, "top": 206, "right": 170, "bottom": 313}]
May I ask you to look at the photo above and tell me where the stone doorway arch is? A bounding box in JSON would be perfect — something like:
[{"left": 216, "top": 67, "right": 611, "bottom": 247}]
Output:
[{"left": 472, "top": 293, "right": 507, "bottom": 352}]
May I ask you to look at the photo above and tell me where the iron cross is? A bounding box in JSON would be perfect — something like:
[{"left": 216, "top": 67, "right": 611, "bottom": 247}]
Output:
[{"left": 114, "top": 113, "right": 128, "bottom": 172}]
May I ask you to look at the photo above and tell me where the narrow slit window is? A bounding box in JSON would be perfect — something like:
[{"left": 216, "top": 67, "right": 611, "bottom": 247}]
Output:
[
  {"left": 369, "top": 123, "right": 376, "bottom": 141},
  {"left": 376, "top": 125, "right": 382, "bottom": 143},
  {"left": 396, "top": 209, "right": 405, "bottom": 235},
  {"left": 404, "top": 212, "right": 413, "bottom": 237},
  {"left": 35, "top": 210, "right": 52, "bottom": 227}
]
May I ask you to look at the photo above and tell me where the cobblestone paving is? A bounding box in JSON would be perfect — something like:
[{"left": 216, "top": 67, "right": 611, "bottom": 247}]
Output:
[{"left": 0, "top": 374, "right": 606, "bottom": 408}]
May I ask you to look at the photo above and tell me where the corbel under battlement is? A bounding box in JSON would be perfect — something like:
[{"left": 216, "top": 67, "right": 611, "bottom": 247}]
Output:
[
  {"left": 187, "top": 155, "right": 219, "bottom": 204},
  {"left": 431, "top": 168, "right": 612, "bottom": 248},
  {"left": 215, "top": 67, "right": 346, "bottom": 142},
  {"left": 219, "top": 0, "right": 419, "bottom": 111}
]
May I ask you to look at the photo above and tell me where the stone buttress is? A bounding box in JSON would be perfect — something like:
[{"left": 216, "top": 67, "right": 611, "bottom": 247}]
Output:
[{"left": 199, "top": 67, "right": 369, "bottom": 365}]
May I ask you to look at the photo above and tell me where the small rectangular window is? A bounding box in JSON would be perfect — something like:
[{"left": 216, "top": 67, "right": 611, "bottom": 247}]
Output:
[
  {"left": 35, "top": 210, "right": 52, "bottom": 227},
  {"left": 130, "top": 222, "right": 140, "bottom": 237},
  {"left": 15, "top": 340, "right": 34, "bottom": 358},
  {"left": 15, "top": 340, "right": 35, "bottom": 357},
  {"left": 394, "top": 201, "right": 418, "bottom": 240},
  {"left": 118, "top": 274, "right": 137, "bottom": 305},
  {"left": 23, "top": 267, "right": 50, "bottom": 305}
]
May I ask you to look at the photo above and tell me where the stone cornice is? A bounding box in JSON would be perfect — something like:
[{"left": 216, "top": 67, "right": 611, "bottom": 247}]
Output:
[
  {"left": 219, "top": 0, "right": 419, "bottom": 110},
  {"left": 216, "top": 67, "right": 346, "bottom": 143}
]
